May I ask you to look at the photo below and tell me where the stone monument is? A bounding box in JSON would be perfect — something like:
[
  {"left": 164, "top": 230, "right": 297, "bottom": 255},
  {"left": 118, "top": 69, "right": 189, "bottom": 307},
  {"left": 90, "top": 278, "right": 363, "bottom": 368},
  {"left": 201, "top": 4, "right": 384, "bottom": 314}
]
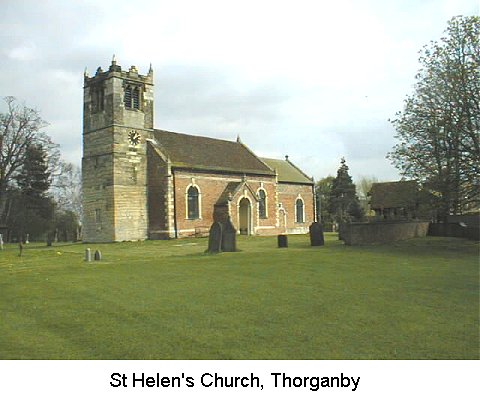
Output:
[
  {"left": 278, "top": 234, "right": 288, "bottom": 248},
  {"left": 85, "top": 248, "right": 92, "bottom": 262},
  {"left": 94, "top": 250, "right": 102, "bottom": 261},
  {"left": 309, "top": 222, "right": 325, "bottom": 246},
  {"left": 221, "top": 218, "right": 237, "bottom": 252},
  {"left": 207, "top": 222, "right": 223, "bottom": 253}
]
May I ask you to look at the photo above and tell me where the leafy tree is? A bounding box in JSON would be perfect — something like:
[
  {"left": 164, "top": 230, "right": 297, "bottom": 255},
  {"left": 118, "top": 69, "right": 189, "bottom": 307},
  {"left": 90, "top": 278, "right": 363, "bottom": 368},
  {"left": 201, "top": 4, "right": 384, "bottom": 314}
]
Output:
[
  {"left": 388, "top": 16, "right": 480, "bottom": 220},
  {"left": 329, "top": 158, "right": 363, "bottom": 222}
]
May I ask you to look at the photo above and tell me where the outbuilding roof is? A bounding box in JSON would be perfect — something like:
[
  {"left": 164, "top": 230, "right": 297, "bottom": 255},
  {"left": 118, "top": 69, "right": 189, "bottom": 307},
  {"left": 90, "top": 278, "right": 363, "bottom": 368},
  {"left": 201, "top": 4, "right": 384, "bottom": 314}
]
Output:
[
  {"left": 260, "top": 157, "right": 313, "bottom": 185},
  {"left": 369, "top": 181, "right": 419, "bottom": 209},
  {"left": 152, "top": 130, "right": 274, "bottom": 175}
]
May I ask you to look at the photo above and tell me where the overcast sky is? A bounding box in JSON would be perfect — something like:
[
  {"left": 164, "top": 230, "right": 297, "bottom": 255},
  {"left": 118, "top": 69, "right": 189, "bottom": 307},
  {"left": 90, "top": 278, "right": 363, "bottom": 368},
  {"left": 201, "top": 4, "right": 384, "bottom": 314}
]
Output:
[{"left": 0, "top": 0, "right": 478, "bottom": 183}]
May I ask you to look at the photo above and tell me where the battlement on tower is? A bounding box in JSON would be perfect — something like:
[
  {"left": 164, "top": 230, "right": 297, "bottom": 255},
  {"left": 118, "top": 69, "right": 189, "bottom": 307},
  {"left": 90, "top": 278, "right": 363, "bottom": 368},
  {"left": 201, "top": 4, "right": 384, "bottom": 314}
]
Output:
[{"left": 84, "top": 57, "right": 153, "bottom": 87}]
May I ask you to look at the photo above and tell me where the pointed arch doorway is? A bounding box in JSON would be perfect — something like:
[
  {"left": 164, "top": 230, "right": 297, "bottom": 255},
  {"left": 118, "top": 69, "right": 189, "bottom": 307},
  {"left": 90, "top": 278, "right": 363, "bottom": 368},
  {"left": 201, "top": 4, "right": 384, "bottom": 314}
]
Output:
[{"left": 238, "top": 197, "right": 252, "bottom": 235}]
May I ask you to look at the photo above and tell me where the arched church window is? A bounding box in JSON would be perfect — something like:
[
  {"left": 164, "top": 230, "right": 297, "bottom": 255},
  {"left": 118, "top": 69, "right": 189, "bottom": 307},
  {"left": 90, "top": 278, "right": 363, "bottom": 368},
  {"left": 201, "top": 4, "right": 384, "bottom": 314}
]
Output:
[
  {"left": 187, "top": 186, "right": 200, "bottom": 219},
  {"left": 258, "top": 189, "right": 267, "bottom": 219},
  {"left": 295, "top": 198, "right": 304, "bottom": 223}
]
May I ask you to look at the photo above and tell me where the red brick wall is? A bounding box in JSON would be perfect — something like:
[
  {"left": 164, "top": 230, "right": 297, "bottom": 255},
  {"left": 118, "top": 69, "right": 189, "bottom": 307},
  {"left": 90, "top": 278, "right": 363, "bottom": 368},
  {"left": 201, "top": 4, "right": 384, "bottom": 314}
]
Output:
[
  {"left": 148, "top": 167, "right": 315, "bottom": 238},
  {"left": 172, "top": 170, "right": 279, "bottom": 237},
  {"left": 278, "top": 183, "right": 315, "bottom": 234}
]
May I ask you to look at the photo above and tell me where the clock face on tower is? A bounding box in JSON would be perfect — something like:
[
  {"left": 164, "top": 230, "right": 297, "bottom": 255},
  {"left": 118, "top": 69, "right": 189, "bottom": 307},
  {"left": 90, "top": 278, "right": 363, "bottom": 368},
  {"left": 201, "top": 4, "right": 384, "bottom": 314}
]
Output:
[{"left": 128, "top": 130, "right": 141, "bottom": 146}]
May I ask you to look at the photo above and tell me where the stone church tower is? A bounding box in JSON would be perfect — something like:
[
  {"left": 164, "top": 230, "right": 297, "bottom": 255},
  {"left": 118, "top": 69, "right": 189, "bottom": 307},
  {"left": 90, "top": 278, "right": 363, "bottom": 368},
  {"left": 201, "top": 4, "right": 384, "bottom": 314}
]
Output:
[{"left": 82, "top": 57, "right": 154, "bottom": 242}]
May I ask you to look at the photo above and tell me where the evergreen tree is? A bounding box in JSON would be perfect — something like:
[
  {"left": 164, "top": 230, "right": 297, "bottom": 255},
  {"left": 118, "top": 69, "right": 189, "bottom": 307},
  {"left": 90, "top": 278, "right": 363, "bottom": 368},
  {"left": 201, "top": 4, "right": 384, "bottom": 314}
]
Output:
[
  {"left": 329, "top": 158, "right": 363, "bottom": 222},
  {"left": 17, "top": 144, "right": 51, "bottom": 199},
  {"left": 15, "top": 144, "right": 53, "bottom": 240}
]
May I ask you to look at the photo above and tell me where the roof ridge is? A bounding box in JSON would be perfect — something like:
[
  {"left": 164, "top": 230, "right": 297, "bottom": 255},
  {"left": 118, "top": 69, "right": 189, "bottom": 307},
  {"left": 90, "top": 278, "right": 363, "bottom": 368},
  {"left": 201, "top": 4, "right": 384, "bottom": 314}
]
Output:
[
  {"left": 152, "top": 129, "right": 275, "bottom": 175},
  {"left": 285, "top": 158, "right": 313, "bottom": 182},
  {"left": 154, "top": 128, "right": 238, "bottom": 145},
  {"left": 237, "top": 143, "right": 275, "bottom": 174}
]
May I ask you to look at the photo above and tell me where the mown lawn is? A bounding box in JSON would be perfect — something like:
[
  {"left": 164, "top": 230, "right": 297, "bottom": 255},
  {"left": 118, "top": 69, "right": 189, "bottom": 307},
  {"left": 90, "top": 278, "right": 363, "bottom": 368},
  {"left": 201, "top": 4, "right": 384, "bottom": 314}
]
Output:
[{"left": 0, "top": 234, "right": 478, "bottom": 359}]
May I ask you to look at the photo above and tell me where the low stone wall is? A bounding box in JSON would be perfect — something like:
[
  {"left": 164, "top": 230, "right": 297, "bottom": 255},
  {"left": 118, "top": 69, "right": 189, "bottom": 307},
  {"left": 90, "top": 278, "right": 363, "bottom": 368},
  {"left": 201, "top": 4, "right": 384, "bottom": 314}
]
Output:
[
  {"left": 341, "top": 221, "right": 430, "bottom": 245},
  {"left": 428, "top": 223, "right": 479, "bottom": 241}
]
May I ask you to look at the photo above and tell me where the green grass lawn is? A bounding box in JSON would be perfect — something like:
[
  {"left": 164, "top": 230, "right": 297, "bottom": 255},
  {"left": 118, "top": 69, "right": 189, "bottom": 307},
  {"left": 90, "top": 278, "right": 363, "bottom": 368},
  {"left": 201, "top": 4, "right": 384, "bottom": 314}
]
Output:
[{"left": 0, "top": 234, "right": 478, "bottom": 359}]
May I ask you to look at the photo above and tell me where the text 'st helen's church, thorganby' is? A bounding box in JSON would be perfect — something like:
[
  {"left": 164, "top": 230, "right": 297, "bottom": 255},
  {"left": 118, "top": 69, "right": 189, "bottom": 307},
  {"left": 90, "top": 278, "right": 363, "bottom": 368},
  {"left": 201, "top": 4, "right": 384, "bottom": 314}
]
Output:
[{"left": 82, "top": 58, "right": 315, "bottom": 242}]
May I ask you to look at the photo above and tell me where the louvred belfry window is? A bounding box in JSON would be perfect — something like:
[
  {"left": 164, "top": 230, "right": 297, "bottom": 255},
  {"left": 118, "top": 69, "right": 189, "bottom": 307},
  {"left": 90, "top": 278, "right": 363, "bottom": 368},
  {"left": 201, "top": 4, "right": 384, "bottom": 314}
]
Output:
[
  {"left": 124, "top": 86, "right": 132, "bottom": 108},
  {"left": 124, "top": 85, "right": 141, "bottom": 109},
  {"left": 133, "top": 87, "right": 140, "bottom": 109}
]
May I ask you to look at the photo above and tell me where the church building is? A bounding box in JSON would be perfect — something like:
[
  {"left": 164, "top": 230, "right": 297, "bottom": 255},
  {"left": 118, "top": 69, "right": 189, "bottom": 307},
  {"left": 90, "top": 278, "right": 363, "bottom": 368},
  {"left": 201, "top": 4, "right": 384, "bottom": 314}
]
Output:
[{"left": 82, "top": 59, "right": 315, "bottom": 242}]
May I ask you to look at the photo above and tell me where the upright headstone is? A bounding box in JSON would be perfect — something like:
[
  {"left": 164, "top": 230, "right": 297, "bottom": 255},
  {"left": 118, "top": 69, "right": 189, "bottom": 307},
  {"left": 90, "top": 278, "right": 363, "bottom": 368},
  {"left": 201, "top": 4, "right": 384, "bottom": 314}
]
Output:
[
  {"left": 309, "top": 222, "right": 325, "bottom": 246},
  {"left": 94, "top": 250, "right": 102, "bottom": 261},
  {"left": 278, "top": 234, "right": 288, "bottom": 248},
  {"left": 221, "top": 218, "right": 237, "bottom": 252},
  {"left": 46, "top": 232, "right": 53, "bottom": 247},
  {"left": 85, "top": 248, "right": 92, "bottom": 262},
  {"left": 0, "top": 234, "right": 3, "bottom": 251},
  {"left": 207, "top": 222, "right": 223, "bottom": 253}
]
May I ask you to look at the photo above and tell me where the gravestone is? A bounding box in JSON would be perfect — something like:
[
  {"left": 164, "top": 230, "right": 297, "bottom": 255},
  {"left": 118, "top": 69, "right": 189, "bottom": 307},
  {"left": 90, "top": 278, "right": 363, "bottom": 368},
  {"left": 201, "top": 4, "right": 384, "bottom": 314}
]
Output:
[
  {"left": 221, "top": 218, "right": 237, "bottom": 252},
  {"left": 278, "top": 234, "right": 288, "bottom": 248},
  {"left": 46, "top": 232, "right": 53, "bottom": 247},
  {"left": 94, "top": 250, "right": 102, "bottom": 261},
  {"left": 207, "top": 222, "right": 223, "bottom": 253},
  {"left": 309, "top": 222, "right": 325, "bottom": 246},
  {"left": 85, "top": 248, "right": 92, "bottom": 262}
]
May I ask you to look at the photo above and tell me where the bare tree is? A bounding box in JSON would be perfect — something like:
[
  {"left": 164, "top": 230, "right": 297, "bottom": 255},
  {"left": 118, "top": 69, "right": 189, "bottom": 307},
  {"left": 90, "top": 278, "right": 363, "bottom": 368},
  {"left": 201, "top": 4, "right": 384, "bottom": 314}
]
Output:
[
  {"left": 357, "top": 175, "right": 379, "bottom": 201},
  {"left": 0, "top": 97, "right": 58, "bottom": 224},
  {"left": 51, "top": 161, "right": 83, "bottom": 220}
]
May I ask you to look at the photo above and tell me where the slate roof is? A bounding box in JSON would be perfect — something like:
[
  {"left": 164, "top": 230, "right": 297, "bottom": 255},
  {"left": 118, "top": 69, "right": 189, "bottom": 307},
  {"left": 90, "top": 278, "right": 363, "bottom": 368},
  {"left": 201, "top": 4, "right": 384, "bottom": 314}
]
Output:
[
  {"left": 152, "top": 130, "right": 274, "bottom": 175},
  {"left": 369, "top": 181, "right": 419, "bottom": 209},
  {"left": 260, "top": 157, "right": 313, "bottom": 185}
]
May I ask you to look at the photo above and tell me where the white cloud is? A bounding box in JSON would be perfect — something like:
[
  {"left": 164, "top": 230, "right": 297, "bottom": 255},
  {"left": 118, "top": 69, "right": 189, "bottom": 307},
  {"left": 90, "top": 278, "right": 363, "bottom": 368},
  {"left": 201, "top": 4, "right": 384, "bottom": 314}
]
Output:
[
  {"left": 6, "top": 43, "right": 38, "bottom": 61},
  {"left": 1, "top": 0, "right": 477, "bottom": 182}
]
